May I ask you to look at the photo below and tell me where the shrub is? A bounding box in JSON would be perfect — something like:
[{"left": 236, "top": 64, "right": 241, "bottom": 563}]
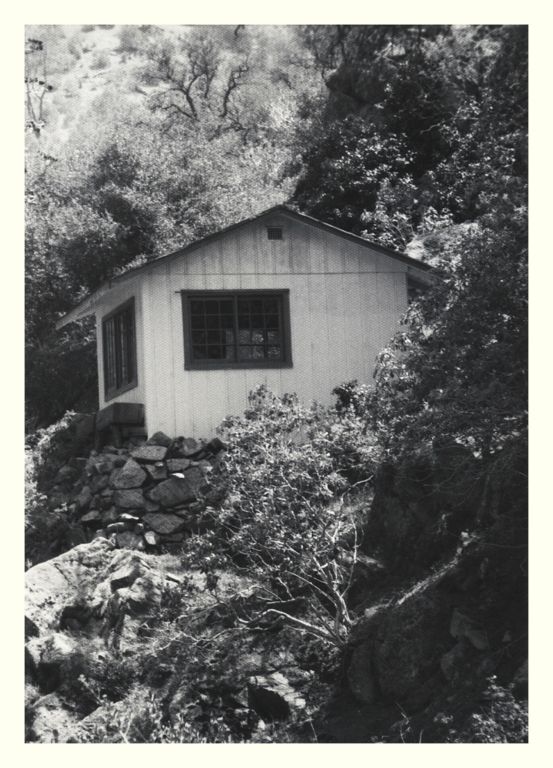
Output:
[
  {"left": 332, "top": 380, "right": 371, "bottom": 417},
  {"left": 118, "top": 26, "right": 147, "bottom": 54},
  {"left": 183, "top": 385, "right": 378, "bottom": 646},
  {"left": 447, "top": 678, "right": 528, "bottom": 743},
  {"left": 25, "top": 412, "right": 92, "bottom": 566},
  {"left": 73, "top": 692, "right": 233, "bottom": 743}
]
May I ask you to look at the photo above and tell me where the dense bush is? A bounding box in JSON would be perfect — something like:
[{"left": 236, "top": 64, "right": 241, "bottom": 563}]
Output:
[
  {"left": 433, "top": 678, "right": 528, "bottom": 744},
  {"left": 182, "top": 385, "right": 377, "bottom": 646},
  {"left": 25, "top": 413, "right": 89, "bottom": 567}
]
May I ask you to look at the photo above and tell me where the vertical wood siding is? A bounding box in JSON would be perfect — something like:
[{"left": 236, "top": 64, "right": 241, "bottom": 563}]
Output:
[{"left": 138, "top": 214, "right": 410, "bottom": 439}]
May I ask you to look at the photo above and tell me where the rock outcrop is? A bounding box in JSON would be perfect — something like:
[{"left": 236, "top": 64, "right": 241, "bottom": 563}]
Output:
[
  {"left": 24, "top": 539, "right": 312, "bottom": 743},
  {"left": 25, "top": 540, "right": 176, "bottom": 741}
]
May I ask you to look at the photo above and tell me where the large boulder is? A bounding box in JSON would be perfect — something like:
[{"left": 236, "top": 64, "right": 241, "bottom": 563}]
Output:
[
  {"left": 25, "top": 539, "right": 116, "bottom": 634},
  {"left": 113, "top": 489, "right": 147, "bottom": 510},
  {"left": 24, "top": 541, "right": 194, "bottom": 742},
  {"left": 111, "top": 459, "right": 147, "bottom": 490},
  {"left": 29, "top": 692, "right": 81, "bottom": 743},
  {"left": 347, "top": 642, "right": 378, "bottom": 705},
  {"left": 148, "top": 476, "right": 197, "bottom": 507},
  {"left": 116, "top": 531, "right": 146, "bottom": 550},
  {"left": 145, "top": 463, "right": 168, "bottom": 482},
  {"left": 166, "top": 458, "right": 191, "bottom": 474},
  {"left": 372, "top": 593, "right": 450, "bottom": 708},
  {"left": 247, "top": 672, "right": 306, "bottom": 721},
  {"left": 146, "top": 431, "right": 173, "bottom": 448},
  {"left": 25, "top": 539, "right": 164, "bottom": 636},
  {"left": 142, "top": 512, "right": 185, "bottom": 536},
  {"left": 131, "top": 445, "right": 168, "bottom": 463}
]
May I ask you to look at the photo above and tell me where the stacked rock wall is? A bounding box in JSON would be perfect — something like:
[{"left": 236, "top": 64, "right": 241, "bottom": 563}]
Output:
[{"left": 45, "top": 431, "right": 227, "bottom": 551}]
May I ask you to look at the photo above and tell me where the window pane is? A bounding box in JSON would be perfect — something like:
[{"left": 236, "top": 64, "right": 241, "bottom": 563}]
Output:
[
  {"left": 191, "top": 315, "right": 204, "bottom": 329},
  {"left": 220, "top": 300, "right": 233, "bottom": 313},
  {"left": 207, "top": 345, "right": 226, "bottom": 359},
  {"left": 251, "top": 345, "right": 265, "bottom": 359},
  {"left": 251, "top": 330, "right": 265, "bottom": 344},
  {"left": 268, "top": 345, "right": 281, "bottom": 359},
  {"left": 191, "top": 329, "right": 206, "bottom": 344},
  {"left": 205, "top": 300, "right": 219, "bottom": 313},
  {"left": 238, "top": 346, "right": 252, "bottom": 360},
  {"left": 265, "top": 314, "right": 279, "bottom": 330},
  {"left": 264, "top": 299, "right": 278, "bottom": 314},
  {"left": 207, "top": 330, "right": 222, "bottom": 344},
  {"left": 193, "top": 345, "right": 207, "bottom": 358}
]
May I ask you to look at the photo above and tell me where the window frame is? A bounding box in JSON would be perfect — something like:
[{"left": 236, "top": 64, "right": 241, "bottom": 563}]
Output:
[
  {"left": 102, "top": 297, "right": 138, "bottom": 401},
  {"left": 181, "top": 289, "right": 293, "bottom": 370}
]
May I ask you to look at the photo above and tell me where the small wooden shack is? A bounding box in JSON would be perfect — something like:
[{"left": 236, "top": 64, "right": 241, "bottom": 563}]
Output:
[{"left": 57, "top": 205, "right": 432, "bottom": 439}]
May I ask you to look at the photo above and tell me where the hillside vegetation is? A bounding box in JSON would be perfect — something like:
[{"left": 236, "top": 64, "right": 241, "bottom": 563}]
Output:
[{"left": 25, "top": 25, "right": 527, "bottom": 743}]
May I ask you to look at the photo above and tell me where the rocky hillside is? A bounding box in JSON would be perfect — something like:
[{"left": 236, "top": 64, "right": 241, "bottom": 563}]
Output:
[{"left": 25, "top": 403, "right": 528, "bottom": 743}]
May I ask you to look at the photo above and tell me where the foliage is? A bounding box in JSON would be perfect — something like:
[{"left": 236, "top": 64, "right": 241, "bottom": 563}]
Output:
[
  {"left": 182, "top": 385, "right": 377, "bottom": 646},
  {"left": 24, "top": 448, "right": 48, "bottom": 532},
  {"left": 25, "top": 412, "right": 88, "bottom": 566},
  {"left": 294, "top": 25, "right": 527, "bottom": 248},
  {"left": 73, "top": 690, "right": 234, "bottom": 743},
  {"left": 442, "top": 678, "right": 528, "bottom": 743},
  {"left": 369, "top": 199, "right": 527, "bottom": 460},
  {"left": 293, "top": 116, "right": 415, "bottom": 240}
]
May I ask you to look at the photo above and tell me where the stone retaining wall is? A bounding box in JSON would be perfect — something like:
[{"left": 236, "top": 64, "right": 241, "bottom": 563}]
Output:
[{"left": 46, "top": 431, "right": 227, "bottom": 550}]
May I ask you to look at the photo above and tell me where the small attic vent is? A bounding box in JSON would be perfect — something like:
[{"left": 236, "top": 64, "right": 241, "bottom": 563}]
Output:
[{"left": 267, "top": 226, "right": 283, "bottom": 241}]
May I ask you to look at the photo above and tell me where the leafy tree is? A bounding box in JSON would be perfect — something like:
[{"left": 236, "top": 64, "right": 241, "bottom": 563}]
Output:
[
  {"left": 293, "top": 116, "right": 415, "bottom": 238},
  {"left": 294, "top": 25, "right": 527, "bottom": 249},
  {"left": 371, "top": 197, "right": 527, "bottom": 459}
]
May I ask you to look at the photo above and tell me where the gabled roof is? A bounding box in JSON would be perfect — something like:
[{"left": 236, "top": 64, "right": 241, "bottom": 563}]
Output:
[{"left": 56, "top": 205, "right": 432, "bottom": 328}]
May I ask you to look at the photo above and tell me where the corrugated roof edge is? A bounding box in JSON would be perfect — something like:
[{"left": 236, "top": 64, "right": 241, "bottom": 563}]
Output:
[{"left": 56, "top": 205, "right": 432, "bottom": 328}]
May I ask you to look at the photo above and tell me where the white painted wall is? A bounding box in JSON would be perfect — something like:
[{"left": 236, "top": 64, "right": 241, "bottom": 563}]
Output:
[{"left": 136, "top": 213, "right": 412, "bottom": 439}]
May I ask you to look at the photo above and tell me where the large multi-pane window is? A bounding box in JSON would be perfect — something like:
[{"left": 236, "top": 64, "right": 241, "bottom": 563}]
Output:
[
  {"left": 181, "top": 290, "right": 292, "bottom": 369},
  {"left": 102, "top": 298, "right": 137, "bottom": 399}
]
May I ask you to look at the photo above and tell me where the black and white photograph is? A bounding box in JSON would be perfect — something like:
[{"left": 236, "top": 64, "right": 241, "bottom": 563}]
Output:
[{"left": 23, "top": 19, "right": 528, "bottom": 744}]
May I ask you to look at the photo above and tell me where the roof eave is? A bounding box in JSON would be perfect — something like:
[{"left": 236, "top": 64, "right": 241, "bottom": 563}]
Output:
[
  {"left": 55, "top": 283, "right": 111, "bottom": 329},
  {"left": 55, "top": 205, "right": 433, "bottom": 329}
]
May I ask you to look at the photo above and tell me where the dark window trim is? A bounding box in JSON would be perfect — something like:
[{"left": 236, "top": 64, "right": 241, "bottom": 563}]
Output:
[
  {"left": 102, "top": 297, "right": 138, "bottom": 401},
  {"left": 181, "top": 289, "right": 293, "bottom": 371}
]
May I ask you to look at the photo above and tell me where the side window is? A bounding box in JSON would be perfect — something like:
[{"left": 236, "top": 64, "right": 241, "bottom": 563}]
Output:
[{"left": 102, "top": 298, "right": 137, "bottom": 400}]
